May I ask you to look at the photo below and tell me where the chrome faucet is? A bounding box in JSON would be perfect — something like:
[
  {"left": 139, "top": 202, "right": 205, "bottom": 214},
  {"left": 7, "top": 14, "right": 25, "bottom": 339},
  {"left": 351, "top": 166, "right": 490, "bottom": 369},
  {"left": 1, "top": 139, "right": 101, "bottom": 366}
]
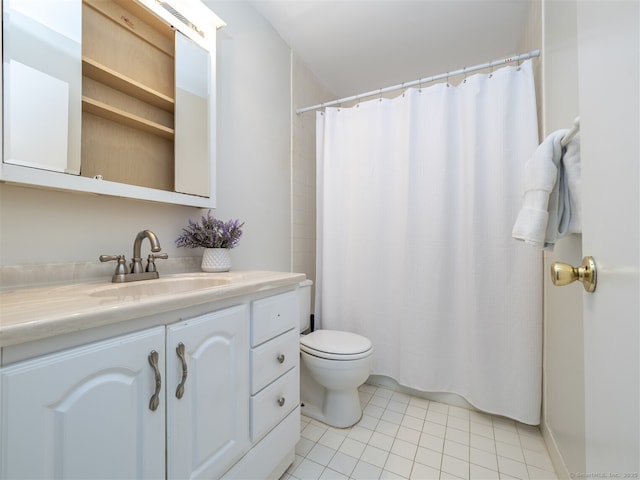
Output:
[{"left": 100, "top": 230, "right": 168, "bottom": 283}]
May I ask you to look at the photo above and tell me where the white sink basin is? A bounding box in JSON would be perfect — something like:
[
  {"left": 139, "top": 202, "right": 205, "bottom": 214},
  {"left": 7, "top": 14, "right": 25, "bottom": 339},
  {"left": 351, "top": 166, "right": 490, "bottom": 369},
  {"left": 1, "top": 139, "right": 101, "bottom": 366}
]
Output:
[{"left": 88, "top": 276, "right": 230, "bottom": 298}]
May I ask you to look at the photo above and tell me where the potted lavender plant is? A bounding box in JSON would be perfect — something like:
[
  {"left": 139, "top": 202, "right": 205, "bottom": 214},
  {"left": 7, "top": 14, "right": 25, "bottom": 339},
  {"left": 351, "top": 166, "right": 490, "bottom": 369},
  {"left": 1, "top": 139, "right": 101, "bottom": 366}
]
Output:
[{"left": 175, "top": 210, "right": 244, "bottom": 272}]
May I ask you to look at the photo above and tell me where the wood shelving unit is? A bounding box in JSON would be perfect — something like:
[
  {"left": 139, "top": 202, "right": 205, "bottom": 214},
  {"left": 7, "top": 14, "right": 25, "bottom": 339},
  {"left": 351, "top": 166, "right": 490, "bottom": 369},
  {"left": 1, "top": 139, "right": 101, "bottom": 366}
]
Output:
[
  {"left": 82, "top": 57, "right": 175, "bottom": 113},
  {"left": 82, "top": 97, "right": 174, "bottom": 140},
  {"left": 81, "top": 0, "right": 176, "bottom": 191}
]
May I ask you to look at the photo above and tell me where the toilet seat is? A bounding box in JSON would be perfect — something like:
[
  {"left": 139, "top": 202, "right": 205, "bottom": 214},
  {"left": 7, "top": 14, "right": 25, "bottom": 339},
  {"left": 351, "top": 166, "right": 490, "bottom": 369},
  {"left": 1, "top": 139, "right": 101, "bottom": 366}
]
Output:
[{"left": 300, "top": 330, "right": 373, "bottom": 360}]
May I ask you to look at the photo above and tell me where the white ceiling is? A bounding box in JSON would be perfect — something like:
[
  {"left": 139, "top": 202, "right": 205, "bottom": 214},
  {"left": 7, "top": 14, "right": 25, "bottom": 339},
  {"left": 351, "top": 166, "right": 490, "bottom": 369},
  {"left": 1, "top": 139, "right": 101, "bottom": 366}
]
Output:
[{"left": 248, "top": 0, "right": 531, "bottom": 99}]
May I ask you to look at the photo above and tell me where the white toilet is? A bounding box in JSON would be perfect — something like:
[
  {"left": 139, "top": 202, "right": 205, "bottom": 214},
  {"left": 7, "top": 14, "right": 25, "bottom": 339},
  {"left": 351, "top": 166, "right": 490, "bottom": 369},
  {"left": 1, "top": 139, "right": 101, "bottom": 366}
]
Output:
[{"left": 298, "top": 280, "right": 373, "bottom": 428}]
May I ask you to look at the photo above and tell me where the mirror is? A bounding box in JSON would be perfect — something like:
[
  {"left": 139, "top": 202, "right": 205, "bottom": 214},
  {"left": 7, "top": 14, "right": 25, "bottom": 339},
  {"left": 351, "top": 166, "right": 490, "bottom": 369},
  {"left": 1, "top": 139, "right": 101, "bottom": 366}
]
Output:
[
  {"left": 3, "top": 0, "right": 82, "bottom": 175},
  {"left": 1, "top": 0, "right": 224, "bottom": 207}
]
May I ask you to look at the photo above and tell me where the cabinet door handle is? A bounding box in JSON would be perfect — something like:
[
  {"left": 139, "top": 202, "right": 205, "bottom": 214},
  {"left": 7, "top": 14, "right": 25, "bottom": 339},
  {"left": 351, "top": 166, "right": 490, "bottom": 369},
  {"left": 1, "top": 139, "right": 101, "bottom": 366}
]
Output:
[
  {"left": 277, "top": 353, "right": 285, "bottom": 364},
  {"left": 148, "top": 350, "right": 161, "bottom": 411},
  {"left": 277, "top": 397, "right": 286, "bottom": 407},
  {"left": 175, "top": 342, "right": 188, "bottom": 400}
]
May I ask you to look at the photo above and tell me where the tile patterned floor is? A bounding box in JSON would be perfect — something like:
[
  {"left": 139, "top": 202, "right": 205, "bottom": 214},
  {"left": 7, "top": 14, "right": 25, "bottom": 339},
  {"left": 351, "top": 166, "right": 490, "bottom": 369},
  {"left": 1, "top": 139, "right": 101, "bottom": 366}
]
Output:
[{"left": 282, "top": 384, "right": 557, "bottom": 480}]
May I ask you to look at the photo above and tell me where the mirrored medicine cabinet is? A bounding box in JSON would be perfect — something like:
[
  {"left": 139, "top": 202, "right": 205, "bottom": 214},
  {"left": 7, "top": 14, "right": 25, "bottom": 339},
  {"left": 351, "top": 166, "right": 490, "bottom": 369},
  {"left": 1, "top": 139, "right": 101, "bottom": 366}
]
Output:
[{"left": 1, "top": 0, "right": 224, "bottom": 207}]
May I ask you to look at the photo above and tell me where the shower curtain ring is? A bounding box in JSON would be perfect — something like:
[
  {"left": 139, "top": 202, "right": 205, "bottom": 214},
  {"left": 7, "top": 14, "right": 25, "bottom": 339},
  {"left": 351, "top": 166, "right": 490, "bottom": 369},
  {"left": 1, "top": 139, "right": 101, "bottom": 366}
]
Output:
[
  {"left": 463, "top": 67, "right": 467, "bottom": 83},
  {"left": 446, "top": 73, "right": 450, "bottom": 87},
  {"left": 379, "top": 88, "right": 383, "bottom": 102}
]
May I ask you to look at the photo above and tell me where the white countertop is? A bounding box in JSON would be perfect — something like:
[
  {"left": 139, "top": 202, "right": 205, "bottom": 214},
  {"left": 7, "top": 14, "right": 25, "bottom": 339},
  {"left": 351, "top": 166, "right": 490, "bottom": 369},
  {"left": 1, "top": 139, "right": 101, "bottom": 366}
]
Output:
[{"left": 0, "top": 271, "right": 305, "bottom": 348}]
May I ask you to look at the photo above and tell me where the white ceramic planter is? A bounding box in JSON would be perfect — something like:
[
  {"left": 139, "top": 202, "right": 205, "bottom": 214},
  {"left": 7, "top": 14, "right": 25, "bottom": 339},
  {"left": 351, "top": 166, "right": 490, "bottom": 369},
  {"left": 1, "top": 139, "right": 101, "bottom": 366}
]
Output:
[{"left": 201, "top": 248, "right": 231, "bottom": 272}]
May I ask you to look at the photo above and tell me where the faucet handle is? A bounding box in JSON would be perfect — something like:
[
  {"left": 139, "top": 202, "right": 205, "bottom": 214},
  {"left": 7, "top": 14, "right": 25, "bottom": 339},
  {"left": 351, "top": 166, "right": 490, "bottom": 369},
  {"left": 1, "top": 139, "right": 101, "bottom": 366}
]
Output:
[
  {"left": 99, "top": 254, "right": 129, "bottom": 275},
  {"left": 146, "top": 253, "right": 168, "bottom": 273}
]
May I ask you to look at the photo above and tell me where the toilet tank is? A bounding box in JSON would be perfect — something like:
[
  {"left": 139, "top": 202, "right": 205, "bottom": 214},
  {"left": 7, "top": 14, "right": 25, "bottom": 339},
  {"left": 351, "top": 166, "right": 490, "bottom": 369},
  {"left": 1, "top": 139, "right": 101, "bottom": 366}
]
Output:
[{"left": 299, "top": 279, "right": 313, "bottom": 332}]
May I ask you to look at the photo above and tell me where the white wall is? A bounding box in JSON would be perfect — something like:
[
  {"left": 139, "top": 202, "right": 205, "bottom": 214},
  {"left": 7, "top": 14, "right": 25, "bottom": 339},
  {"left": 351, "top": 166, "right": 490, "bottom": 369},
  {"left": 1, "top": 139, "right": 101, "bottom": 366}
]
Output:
[
  {"left": 0, "top": 184, "right": 194, "bottom": 266},
  {"left": 207, "top": 0, "right": 293, "bottom": 272},
  {"left": 539, "top": 2, "right": 586, "bottom": 478},
  {"left": 0, "top": 1, "right": 300, "bottom": 278},
  {"left": 291, "top": 53, "right": 333, "bottom": 300}
]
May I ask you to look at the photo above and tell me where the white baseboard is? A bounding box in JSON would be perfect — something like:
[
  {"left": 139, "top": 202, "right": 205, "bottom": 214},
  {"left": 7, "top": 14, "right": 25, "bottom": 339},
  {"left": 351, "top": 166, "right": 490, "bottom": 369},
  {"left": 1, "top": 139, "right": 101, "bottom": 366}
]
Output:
[{"left": 540, "top": 417, "right": 571, "bottom": 480}]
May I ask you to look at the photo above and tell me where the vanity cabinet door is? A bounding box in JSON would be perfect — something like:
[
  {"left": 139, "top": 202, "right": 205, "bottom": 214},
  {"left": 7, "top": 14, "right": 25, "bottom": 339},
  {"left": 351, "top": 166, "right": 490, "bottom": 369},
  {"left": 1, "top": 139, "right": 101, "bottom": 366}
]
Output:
[
  {"left": 0, "top": 326, "right": 166, "bottom": 480},
  {"left": 166, "top": 305, "right": 250, "bottom": 480}
]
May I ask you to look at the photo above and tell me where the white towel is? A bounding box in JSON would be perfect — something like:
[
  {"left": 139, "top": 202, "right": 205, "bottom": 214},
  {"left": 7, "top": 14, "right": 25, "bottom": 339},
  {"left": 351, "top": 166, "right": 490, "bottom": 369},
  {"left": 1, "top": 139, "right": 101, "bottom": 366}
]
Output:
[
  {"left": 512, "top": 129, "right": 582, "bottom": 249},
  {"left": 559, "top": 132, "right": 582, "bottom": 235}
]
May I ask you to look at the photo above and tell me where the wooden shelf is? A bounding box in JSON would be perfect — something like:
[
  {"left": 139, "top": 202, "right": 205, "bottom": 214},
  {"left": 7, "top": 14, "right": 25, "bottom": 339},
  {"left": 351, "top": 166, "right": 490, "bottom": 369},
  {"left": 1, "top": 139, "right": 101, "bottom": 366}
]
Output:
[
  {"left": 82, "top": 57, "right": 174, "bottom": 113},
  {"left": 82, "top": 97, "right": 174, "bottom": 140}
]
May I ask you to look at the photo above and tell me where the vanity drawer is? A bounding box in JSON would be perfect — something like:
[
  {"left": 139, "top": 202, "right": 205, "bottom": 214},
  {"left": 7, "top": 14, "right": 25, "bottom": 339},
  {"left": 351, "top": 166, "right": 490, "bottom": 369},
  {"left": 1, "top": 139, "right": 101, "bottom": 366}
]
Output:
[
  {"left": 250, "top": 366, "right": 298, "bottom": 442},
  {"left": 251, "top": 328, "right": 299, "bottom": 394},
  {"left": 251, "top": 291, "right": 298, "bottom": 347}
]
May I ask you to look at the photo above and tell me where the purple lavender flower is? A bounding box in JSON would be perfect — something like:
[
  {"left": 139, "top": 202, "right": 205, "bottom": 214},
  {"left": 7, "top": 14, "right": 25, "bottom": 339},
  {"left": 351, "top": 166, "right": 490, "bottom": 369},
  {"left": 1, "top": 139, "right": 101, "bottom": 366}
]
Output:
[{"left": 175, "top": 210, "right": 244, "bottom": 249}]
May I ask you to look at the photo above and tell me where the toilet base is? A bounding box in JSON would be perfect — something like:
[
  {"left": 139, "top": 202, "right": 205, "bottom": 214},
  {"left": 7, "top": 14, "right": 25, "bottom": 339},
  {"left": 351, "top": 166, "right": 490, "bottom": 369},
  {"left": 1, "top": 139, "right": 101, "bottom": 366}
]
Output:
[{"left": 301, "top": 389, "right": 363, "bottom": 428}]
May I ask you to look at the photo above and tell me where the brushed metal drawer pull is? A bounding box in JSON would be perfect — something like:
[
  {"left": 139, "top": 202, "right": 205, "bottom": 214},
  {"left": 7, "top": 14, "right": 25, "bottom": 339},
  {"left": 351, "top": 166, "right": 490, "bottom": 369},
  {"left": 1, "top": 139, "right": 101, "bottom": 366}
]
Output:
[
  {"left": 148, "top": 350, "right": 161, "bottom": 411},
  {"left": 277, "top": 353, "right": 285, "bottom": 364},
  {"left": 277, "top": 397, "right": 286, "bottom": 407},
  {"left": 175, "top": 342, "right": 188, "bottom": 400}
]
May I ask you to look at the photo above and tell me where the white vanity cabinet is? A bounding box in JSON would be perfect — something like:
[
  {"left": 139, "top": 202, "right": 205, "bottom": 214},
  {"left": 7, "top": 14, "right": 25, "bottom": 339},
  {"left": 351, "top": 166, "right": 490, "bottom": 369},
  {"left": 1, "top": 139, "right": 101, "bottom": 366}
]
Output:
[
  {"left": 0, "top": 326, "right": 167, "bottom": 479},
  {"left": 0, "top": 275, "right": 304, "bottom": 480},
  {"left": 0, "top": 305, "right": 249, "bottom": 480}
]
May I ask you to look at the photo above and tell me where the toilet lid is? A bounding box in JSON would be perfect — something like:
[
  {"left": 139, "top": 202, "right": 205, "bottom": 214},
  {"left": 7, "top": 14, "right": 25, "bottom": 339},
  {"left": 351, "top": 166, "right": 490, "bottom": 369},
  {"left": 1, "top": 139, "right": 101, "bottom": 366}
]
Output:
[{"left": 300, "top": 330, "right": 372, "bottom": 359}]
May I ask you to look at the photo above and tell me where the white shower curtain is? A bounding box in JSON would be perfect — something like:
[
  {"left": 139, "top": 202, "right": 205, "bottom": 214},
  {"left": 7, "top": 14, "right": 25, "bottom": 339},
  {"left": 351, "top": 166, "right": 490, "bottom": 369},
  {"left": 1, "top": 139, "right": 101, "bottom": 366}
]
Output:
[{"left": 316, "top": 60, "right": 543, "bottom": 424}]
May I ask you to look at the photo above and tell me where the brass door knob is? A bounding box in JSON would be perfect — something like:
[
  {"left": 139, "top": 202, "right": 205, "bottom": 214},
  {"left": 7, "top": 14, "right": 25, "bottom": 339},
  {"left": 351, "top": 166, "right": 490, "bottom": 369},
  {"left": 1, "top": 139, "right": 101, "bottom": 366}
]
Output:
[{"left": 550, "top": 256, "right": 597, "bottom": 292}]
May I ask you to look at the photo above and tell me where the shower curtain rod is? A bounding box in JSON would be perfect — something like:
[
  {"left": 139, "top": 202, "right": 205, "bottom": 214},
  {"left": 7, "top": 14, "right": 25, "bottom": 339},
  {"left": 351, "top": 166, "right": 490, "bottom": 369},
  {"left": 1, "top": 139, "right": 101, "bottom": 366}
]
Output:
[{"left": 296, "top": 49, "right": 540, "bottom": 114}]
